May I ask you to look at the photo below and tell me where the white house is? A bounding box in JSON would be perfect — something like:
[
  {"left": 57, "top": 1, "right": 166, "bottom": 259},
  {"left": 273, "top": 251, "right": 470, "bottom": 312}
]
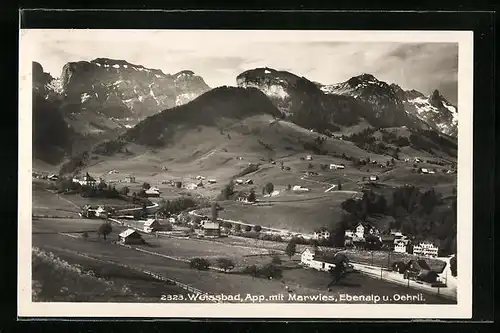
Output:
[
  {"left": 344, "top": 229, "right": 356, "bottom": 238},
  {"left": 292, "top": 185, "right": 310, "bottom": 192},
  {"left": 123, "top": 175, "right": 136, "bottom": 183},
  {"left": 48, "top": 174, "right": 59, "bottom": 181},
  {"left": 329, "top": 164, "right": 345, "bottom": 170},
  {"left": 369, "top": 175, "right": 379, "bottom": 181},
  {"left": 244, "top": 179, "right": 254, "bottom": 185},
  {"left": 235, "top": 179, "right": 244, "bottom": 185},
  {"left": 354, "top": 222, "right": 379, "bottom": 239},
  {"left": 394, "top": 241, "right": 409, "bottom": 254},
  {"left": 306, "top": 155, "right": 313, "bottom": 161},
  {"left": 313, "top": 228, "right": 331, "bottom": 240},
  {"left": 186, "top": 183, "right": 198, "bottom": 190},
  {"left": 300, "top": 248, "right": 338, "bottom": 272},
  {"left": 207, "top": 179, "right": 217, "bottom": 184},
  {"left": 195, "top": 175, "right": 205, "bottom": 180},
  {"left": 145, "top": 187, "right": 161, "bottom": 197},
  {"left": 143, "top": 219, "right": 161, "bottom": 233},
  {"left": 412, "top": 242, "right": 439, "bottom": 258}
]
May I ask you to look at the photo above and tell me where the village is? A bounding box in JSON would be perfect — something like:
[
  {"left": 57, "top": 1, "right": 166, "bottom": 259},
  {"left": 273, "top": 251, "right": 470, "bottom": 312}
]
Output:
[{"left": 32, "top": 148, "right": 457, "bottom": 303}]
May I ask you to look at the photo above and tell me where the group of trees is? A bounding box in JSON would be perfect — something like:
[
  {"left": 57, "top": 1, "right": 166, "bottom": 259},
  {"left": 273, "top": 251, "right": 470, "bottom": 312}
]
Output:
[
  {"left": 337, "top": 185, "right": 457, "bottom": 255},
  {"left": 157, "top": 197, "right": 198, "bottom": 216},
  {"left": 218, "top": 181, "right": 235, "bottom": 200},
  {"left": 55, "top": 177, "right": 122, "bottom": 199}
]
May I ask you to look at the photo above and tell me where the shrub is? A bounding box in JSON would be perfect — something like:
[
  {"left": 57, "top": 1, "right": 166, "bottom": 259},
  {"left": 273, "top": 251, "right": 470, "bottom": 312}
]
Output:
[
  {"left": 244, "top": 225, "right": 252, "bottom": 232},
  {"left": 216, "top": 258, "right": 235, "bottom": 272},
  {"left": 189, "top": 258, "right": 211, "bottom": 270},
  {"left": 285, "top": 239, "right": 297, "bottom": 258},
  {"left": 263, "top": 182, "right": 274, "bottom": 195},
  {"left": 258, "top": 263, "right": 283, "bottom": 279},
  {"left": 243, "top": 265, "right": 258, "bottom": 277},
  {"left": 119, "top": 186, "right": 130, "bottom": 195},
  {"left": 97, "top": 223, "right": 112, "bottom": 241},
  {"left": 271, "top": 255, "right": 282, "bottom": 265}
]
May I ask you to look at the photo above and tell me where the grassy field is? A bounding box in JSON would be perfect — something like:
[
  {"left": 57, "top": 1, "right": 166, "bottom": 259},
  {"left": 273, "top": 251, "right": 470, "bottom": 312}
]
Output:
[
  {"left": 32, "top": 218, "right": 452, "bottom": 303},
  {"left": 32, "top": 183, "right": 81, "bottom": 218},
  {"left": 32, "top": 247, "right": 191, "bottom": 302},
  {"left": 198, "top": 192, "right": 354, "bottom": 233}
]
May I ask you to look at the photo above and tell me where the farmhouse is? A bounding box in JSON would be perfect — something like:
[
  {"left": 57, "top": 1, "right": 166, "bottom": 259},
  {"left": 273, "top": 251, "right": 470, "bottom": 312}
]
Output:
[
  {"left": 207, "top": 179, "right": 217, "bottom": 184},
  {"left": 123, "top": 175, "right": 136, "bottom": 183},
  {"left": 300, "top": 248, "right": 343, "bottom": 272},
  {"left": 313, "top": 227, "right": 331, "bottom": 240},
  {"left": 143, "top": 219, "right": 161, "bottom": 233},
  {"left": 394, "top": 240, "right": 411, "bottom": 254},
  {"left": 244, "top": 179, "right": 254, "bottom": 185},
  {"left": 199, "top": 221, "right": 221, "bottom": 238},
  {"left": 119, "top": 229, "right": 145, "bottom": 245},
  {"left": 48, "top": 174, "right": 59, "bottom": 181},
  {"left": 380, "top": 234, "right": 396, "bottom": 250},
  {"left": 292, "top": 185, "right": 310, "bottom": 192},
  {"left": 329, "top": 163, "right": 345, "bottom": 170},
  {"left": 145, "top": 187, "right": 161, "bottom": 197},
  {"left": 354, "top": 222, "right": 379, "bottom": 239},
  {"left": 412, "top": 242, "right": 439, "bottom": 258},
  {"left": 81, "top": 173, "right": 97, "bottom": 187}
]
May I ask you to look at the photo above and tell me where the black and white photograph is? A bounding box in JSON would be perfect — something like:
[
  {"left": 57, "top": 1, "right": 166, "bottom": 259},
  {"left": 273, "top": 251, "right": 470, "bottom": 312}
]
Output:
[{"left": 18, "top": 29, "right": 473, "bottom": 318}]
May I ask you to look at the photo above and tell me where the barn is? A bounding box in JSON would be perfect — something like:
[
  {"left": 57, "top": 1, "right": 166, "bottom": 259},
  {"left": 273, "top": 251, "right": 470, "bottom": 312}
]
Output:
[{"left": 119, "top": 229, "right": 145, "bottom": 245}]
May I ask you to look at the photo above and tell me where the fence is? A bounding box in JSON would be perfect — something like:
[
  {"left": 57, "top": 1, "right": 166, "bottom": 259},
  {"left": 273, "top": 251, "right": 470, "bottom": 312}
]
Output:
[
  {"left": 352, "top": 262, "right": 456, "bottom": 302},
  {"left": 49, "top": 241, "right": 205, "bottom": 296}
]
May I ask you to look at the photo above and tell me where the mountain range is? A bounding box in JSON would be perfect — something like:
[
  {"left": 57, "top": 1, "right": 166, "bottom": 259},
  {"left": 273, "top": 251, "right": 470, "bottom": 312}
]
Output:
[{"left": 31, "top": 60, "right": 458, "bottom": 170}]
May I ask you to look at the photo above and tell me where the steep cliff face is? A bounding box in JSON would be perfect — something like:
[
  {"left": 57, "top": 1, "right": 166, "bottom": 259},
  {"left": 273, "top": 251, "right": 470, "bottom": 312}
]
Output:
[
  {"left": 390, "top": 84, "right": 458, "bottom": 137},
  {"left": 59, "top": 58, "right": 211, "bottom": 125},
  {"left": 236, "top": 68, "right": 368, "bottom": 133},
  {"left": 320, "top": 74, "right": 414, "bottom": 128}
]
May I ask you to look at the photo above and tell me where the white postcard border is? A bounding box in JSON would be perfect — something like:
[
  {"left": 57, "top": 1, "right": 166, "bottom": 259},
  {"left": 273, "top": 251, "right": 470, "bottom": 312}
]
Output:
[{"left": 18, "top": 29, "right": 473, "bottom": 319}]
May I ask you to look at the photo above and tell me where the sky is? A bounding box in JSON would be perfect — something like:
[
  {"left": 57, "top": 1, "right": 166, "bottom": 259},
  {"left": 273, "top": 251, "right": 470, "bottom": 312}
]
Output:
[{"left": 24, "top": 30, "right": 459, "bottom": 104}]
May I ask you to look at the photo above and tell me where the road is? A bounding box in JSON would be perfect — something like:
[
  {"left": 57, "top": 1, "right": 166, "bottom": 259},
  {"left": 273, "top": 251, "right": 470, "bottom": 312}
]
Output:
[{"left": 352, "top": 262, "right": 457, "bottom": 301}]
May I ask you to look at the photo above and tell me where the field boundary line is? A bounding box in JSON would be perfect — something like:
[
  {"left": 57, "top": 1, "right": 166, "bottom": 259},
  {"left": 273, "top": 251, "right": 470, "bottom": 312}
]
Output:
[{"left": 36, "top": 241, "right": 206, "bottom": 296}]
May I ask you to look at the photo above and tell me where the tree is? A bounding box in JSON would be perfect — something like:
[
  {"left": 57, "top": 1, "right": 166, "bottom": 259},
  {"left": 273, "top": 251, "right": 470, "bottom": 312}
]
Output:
[
  {"left": 244, "top": 225, "right": 252, "bottom": 232},
  {"left": 216, "top": 258, "right": 235, "bottom": 272},
  {"left": 82, "top": 231, "right": 89, "bottom": 240},
  {"left": 142, "top": 182, "right": 151, "bottom": 190},
  {"left": 280, "top": 161, "right": 284, "bottom": 170},
  {"left": 189, "top": 258, "right": 211, "bottom": 270},
  {"left": 175, "top": 181, "right": 182, "bottom": 188},
  {"left": 264, "top": 182, "right": 274, "bottom": 195},
  {"left": 119, "top": 186, "right": 130, "bottom": 195},
  {"left": 247, "top": 189, "right": 256, "bottom": 202},
  {"left": 271, "top": 255, "right": 282, "bottom": 265},
  {"left": 285, "top": 239, "right": 297, "bottom": 258},
  {"left": 234, "top": 224, "right": 242, "bottom": 232},
  {"left": 97, "top": 181, "right": 107, "bottom": 191},
  {"left": 450, "top": 255, "right": 457, "bottom": 277},
  {"left": 337, "top": 180, "right": 342, "bottom": 191},
  {"left": 163, "top": 222, "right": 173, "bottom": 232},
  {"left": 386, "top": 161, "right": 390, "bottom": 167},
  {"left": 287, "top": 184, "right": 292, "bottom": 191},
  {"left": 211, "top": 202, "right": 218, "bottom": 222},
  {"left": 220, "top": 181, "right": 235, "bottom": 200},
  {"left": 308, "top": 163, "right": 314, "bottom": 169},
  {"left": 244, "top": 265, "right": 258, "bottom": 277},
  {"left": 97, "top": 222, "right": 112, "bottom": 241},
  {"left": 253, "top": 225, "right": 262, "bottom": 232}
]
